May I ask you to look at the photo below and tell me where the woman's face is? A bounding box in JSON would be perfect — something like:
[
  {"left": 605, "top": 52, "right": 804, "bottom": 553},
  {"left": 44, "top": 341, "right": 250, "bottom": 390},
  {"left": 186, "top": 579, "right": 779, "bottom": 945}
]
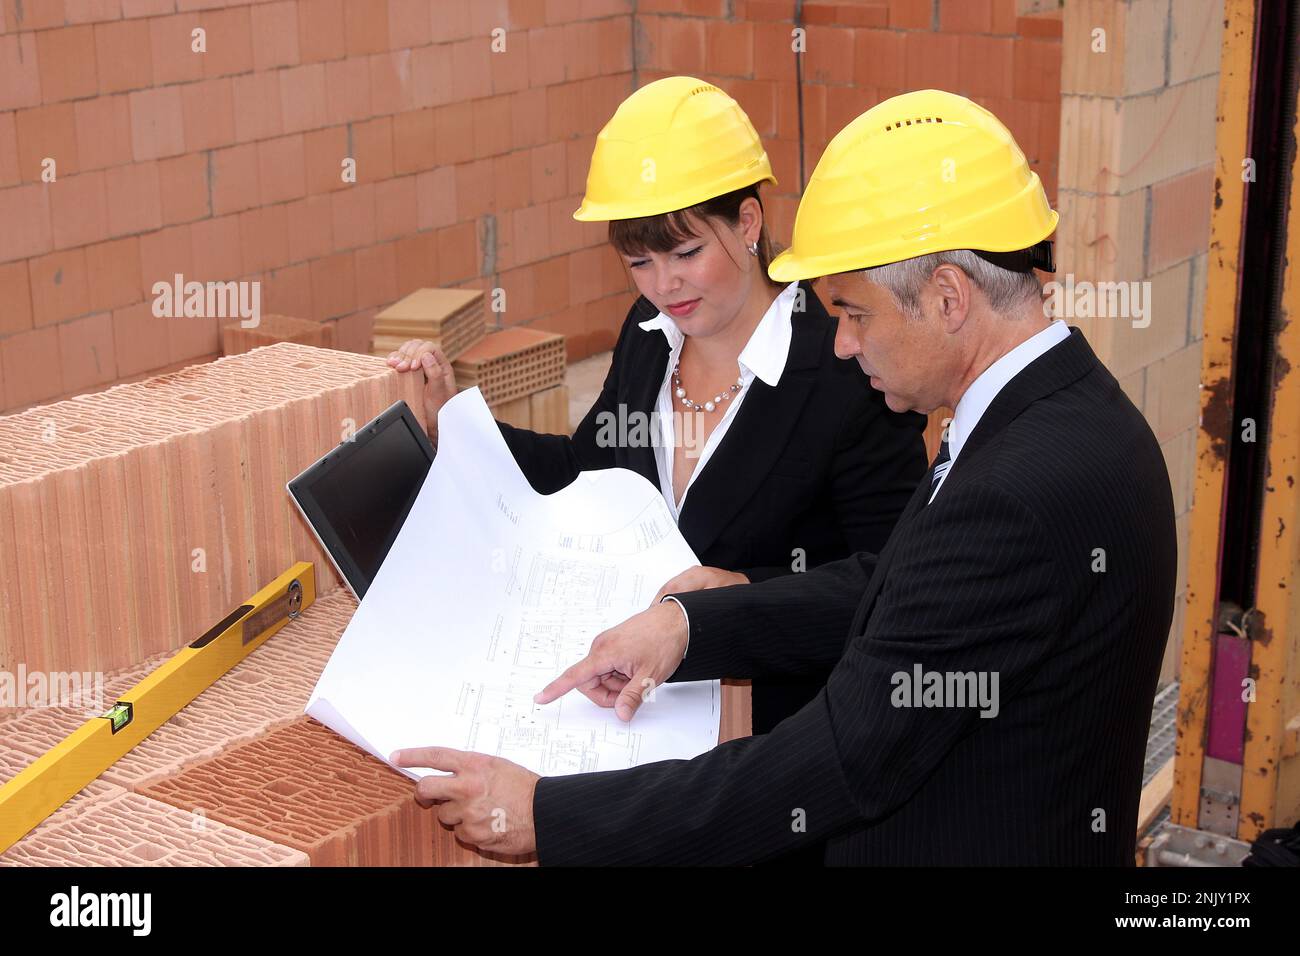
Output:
[{"left": 620, "top": 212, "right": 756, "bottom": 338}]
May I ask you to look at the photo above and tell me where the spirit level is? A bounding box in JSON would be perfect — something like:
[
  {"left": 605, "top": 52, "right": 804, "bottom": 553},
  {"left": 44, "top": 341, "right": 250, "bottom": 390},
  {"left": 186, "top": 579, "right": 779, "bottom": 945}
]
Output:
[{"left": 0, "top": 562, "right": 316, "bottom": 854}]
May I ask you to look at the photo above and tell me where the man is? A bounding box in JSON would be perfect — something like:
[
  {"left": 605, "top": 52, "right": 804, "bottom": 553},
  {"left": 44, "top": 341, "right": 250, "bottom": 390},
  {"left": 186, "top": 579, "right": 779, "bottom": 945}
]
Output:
[{"left": 392, "top": 90, "right": 1177, "bottom": 865}]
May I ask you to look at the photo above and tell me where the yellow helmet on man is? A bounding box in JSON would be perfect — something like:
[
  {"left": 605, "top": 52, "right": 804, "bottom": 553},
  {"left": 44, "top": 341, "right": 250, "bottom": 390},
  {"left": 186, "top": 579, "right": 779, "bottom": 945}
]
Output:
[{"left": 769, "top": 89, "right": 1057, "bottom": 281}]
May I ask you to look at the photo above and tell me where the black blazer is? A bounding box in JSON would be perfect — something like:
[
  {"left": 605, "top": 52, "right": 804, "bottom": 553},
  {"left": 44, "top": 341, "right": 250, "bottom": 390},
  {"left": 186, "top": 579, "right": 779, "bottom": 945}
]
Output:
[
  {"left": 532, "top": 327, "right": 1178, "bottom": 865},
  {"left": 498, "top": 284, "right": 928, "bottom": 734}
]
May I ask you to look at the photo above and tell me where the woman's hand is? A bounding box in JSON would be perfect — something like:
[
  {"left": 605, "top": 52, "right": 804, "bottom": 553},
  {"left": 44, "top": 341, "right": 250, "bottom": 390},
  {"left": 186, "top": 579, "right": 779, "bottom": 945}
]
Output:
[
  {"left": 651, "top": 566, "right": 749, "bottom": 605},
  {"left": 386, "top": 339, "right": 457, "bottom": 448}
]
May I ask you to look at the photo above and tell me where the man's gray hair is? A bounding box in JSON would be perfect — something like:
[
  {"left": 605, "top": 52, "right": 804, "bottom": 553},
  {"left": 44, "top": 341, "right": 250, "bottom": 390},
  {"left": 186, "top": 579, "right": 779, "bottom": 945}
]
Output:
[{"left": 864, "top": 249, "right": 1042, "bottom": 317}]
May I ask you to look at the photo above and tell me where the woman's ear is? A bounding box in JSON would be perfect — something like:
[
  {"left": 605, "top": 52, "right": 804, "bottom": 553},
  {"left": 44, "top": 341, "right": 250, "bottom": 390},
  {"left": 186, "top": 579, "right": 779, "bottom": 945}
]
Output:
[{"left": 738, "top": 195, "right": 763, "bottom": 246}]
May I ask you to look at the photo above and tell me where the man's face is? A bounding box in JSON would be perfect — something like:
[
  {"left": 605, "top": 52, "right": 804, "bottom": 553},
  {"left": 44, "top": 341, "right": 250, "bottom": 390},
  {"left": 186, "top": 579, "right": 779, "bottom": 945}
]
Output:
[{"left": 824, "top": 272, "right": 945, "bottom": 414}]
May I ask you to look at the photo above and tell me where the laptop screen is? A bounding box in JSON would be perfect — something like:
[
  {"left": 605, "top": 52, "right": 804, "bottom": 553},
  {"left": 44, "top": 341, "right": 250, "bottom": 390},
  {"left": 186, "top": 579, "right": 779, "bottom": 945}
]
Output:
[{"left": 288, "top": 402, "right": 434, "bottom": 598}]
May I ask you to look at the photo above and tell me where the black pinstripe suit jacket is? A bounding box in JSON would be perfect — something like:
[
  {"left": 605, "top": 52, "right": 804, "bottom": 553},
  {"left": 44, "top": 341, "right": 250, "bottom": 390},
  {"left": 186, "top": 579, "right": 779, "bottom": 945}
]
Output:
[{"left": 532, "top": 326, "right": 1178, "bottom": 865}]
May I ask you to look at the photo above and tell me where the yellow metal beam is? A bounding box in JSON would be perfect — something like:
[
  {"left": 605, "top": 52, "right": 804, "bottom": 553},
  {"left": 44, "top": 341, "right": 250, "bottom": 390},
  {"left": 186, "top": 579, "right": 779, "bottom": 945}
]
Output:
[
  {"left": 1240, "top": 76, "right": 1300, "bottom": 840},
  {"left": 0, "top": 562, "right": 316, "bottom": 854},
  {"left": 1174, "top": 0, "right": 1256, "bottom": 827}
]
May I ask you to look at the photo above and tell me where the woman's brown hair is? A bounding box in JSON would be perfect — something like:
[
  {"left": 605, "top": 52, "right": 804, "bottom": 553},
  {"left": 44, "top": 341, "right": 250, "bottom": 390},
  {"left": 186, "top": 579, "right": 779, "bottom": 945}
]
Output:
[{"left": 607, "top": 183, "right": 777, "bottom": 279}]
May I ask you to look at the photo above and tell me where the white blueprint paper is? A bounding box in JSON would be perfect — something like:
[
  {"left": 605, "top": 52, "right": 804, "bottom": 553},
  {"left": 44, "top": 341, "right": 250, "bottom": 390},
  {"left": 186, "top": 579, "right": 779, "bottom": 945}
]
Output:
[{"left": 306, "top": 388, "right": 721, "bottom": 780}]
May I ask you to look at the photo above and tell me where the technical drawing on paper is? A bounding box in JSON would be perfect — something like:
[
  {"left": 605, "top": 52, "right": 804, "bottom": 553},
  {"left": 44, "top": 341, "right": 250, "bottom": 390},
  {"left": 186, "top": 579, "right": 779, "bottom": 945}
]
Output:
[{"left": 457, "top": 680, "right": 643, "bottom": 774}]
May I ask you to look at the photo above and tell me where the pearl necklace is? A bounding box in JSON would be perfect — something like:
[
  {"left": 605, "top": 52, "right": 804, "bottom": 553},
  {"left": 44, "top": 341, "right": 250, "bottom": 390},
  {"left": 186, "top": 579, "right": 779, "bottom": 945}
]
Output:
[{"left": 673, "top": 362, "right": 744, "bottom": 413}]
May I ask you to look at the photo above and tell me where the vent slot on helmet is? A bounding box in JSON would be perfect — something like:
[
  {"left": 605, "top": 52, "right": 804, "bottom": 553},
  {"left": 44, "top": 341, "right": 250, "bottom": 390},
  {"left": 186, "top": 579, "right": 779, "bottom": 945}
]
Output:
[
  {"left": 883, "top": 117, "right": 944, "bottom": 132},
  {"left": 689, "top": 84, "right": 723, "bottom": 97}
]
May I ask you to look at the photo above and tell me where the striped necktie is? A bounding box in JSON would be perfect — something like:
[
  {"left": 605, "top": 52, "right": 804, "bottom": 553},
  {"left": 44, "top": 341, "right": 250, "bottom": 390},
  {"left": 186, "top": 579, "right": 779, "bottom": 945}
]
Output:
[{"left": 930, "top": 437, "right": 952, "bottom": 497}]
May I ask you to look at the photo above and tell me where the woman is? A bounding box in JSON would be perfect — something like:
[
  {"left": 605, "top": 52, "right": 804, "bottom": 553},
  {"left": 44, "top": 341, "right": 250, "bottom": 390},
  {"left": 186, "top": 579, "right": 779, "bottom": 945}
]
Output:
[{"left": 388, "top": 76, "right": 926, "bottom": 740}]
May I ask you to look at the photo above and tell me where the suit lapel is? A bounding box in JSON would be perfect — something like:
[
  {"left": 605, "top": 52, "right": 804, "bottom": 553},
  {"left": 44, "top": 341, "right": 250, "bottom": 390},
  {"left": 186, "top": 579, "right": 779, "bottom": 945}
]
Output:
[{"left": 621, "top": 299, "right": 669, "bottom": 486}]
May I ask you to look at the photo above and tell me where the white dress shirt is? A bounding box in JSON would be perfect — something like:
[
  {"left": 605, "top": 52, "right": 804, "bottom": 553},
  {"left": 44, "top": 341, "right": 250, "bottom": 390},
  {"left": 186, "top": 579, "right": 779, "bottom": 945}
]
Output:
[
  {"left": 929, "top": 319, "right": 1071, "bottom": 503},
  {"left": 638, "top": 280, "right": 800, "bottom": 520}
]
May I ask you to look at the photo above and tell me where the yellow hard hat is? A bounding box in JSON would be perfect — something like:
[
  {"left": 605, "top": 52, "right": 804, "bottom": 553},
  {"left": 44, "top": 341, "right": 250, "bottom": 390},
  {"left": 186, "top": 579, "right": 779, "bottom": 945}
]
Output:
[
  {"left": 573, "top": 76, "right": 777, "bottom": 222},
  {"left": 768, "top": 89, "right": 1058, "bottom": 281}
]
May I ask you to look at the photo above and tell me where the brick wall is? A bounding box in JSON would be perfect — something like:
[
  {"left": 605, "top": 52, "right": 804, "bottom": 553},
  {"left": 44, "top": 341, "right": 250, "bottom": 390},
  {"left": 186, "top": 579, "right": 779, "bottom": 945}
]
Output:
[
  {"left": 0, "top": 0, "right": 1063, "bottom": 417},
  {"left": 1054, "top": 0, "right": 1223, "bottom": 683}
]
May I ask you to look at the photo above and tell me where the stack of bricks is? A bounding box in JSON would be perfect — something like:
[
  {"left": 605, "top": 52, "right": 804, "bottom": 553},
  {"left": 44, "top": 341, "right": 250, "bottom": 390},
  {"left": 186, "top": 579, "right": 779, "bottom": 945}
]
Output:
[
  {"left": 220, "top": 313, "right": 335, "bottom": 356},
  {"left": 370, "top": 287, "right": 488, "bottom": 364},
  {"left": 0, "top": 342, "right": 426, "bottom": 678},
  {"left": 1, "top": 582, "right": 752, "bottom": 867},
  {"left": 454, "top": 326, "right": 571, "bottom": 435},
  {"left": 1055, "top": 0, "right": 1222, "bottom": 680}
]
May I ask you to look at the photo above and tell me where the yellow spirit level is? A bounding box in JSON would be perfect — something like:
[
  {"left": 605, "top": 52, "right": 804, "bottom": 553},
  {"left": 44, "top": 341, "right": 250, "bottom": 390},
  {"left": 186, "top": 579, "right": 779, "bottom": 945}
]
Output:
[{"left": 0, "top": 562, "right": 316, "bottom": 854}]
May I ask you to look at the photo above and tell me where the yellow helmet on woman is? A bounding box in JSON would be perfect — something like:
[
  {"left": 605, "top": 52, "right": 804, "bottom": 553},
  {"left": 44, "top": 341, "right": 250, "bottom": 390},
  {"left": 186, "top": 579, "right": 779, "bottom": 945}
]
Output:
[
  {"left": 573, "top": 76, "right": 777, "bottom": 222},
  {"left": 769, "top": 89, "right": 1057, "bottom": 280}
]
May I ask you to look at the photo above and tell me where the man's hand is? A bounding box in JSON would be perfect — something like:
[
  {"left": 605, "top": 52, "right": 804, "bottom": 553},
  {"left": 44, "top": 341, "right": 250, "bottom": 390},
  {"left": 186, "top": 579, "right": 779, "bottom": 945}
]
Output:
[
  {"left": 534, "top": 600, "right": 689, "bottom": 721},
  {"left": 651, "top": 566, "right": 748, "bottom": 605},
  {"left": 385, "top": 339, "right": 457, "bottom": 447},
  {"left": 390, "top": 747, "right": 539, "bottom": 856}
]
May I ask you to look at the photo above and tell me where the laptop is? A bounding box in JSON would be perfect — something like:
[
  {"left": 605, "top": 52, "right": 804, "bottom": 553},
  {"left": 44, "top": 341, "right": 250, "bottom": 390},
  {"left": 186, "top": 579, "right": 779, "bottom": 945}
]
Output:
[{"left": 286, "top": 400, "right": 435, "bottom": 599}]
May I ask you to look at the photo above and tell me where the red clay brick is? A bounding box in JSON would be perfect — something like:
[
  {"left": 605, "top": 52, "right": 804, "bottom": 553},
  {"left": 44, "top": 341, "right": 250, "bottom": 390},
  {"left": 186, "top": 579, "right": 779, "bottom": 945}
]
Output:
[
  {"left": 904, "top": 29, "right": 960, "bottom": 91},
  {"left": 199, "top": 5, "right": 254, "bottom": 79},
  {"left": 1149, "top": 166, "right": 1214, "bottom": 273},
  {"left": 323, "top": 55, "right": 372, "bottom": 125},
  {"left": 149, "top": 13, "right": 205, "bottom": 86},
  {"left": 0, "top": 259, "right": 34, "bottom": 336},
  {"left": 50, "top": 169, "right": 108, "bottom": 250},
  {"left": 388, "top": 0, "right": 433, "bottom": 48},
  {"left": 110, "top": 301, "right": 168, "bottom": 377},
  {"left": 182, "top": 223, "right": 242, "bottom": 291},
  {"left": 299, "top": 0, "right": 346, "bottom": 63},
  {"left": 373, "top": 175, "right": 419, "bottom": 241},
  {"left": 350, "top": 116, "right": 393, "bottom": 184},
  {"left": 344, "top": 0, "right": 389, "bottom": 56},
  {"left": 158, "top": 152, "right": 210, "bottom": 225},
  {"left": 368, "top": 49, "right": 417, "bottom": 116},
  {"left": 37, "top": 25, "right": 98, "bottom": 104},
  {"left": 1012, "top": 37, "right": 1060, "bottom": 103},
  {"left": 129, "top": 86, "right": 185, "bottom": 160},
  {"left": 94, "top": 17, "right": 153, "bottom": 94},
  {"left": 84, "top": 237, "right": 142, "bottom": 312},
  {"left": 0, "top": 183, "right": 52, "bottom": 264},
  {"left": 887, "top": 0, "right": 931, "bottom": 29},
  {"left": 958, "top": 34, "right": 1014, "bottom": 98},
  {"left": 940, "top": 0, "right": 992, "bottom": 33},
  {"left": 415, "top": 165, "right": 456, "bottom": 230},
  {"left": 251, "top": 0, "right": 300, "bottom": 71},
  {"left": 279, "top": 63, "right": 330, "bottom": 135},
  {"left": 286, "top": 194, "right": 335, "bottom": 263},
  {"left": 210, "top": 142, "right": 261, "bottom": 216},
  {"left": 0, "top": 34, "right": 41, "bottom": 112},
  {"left": 451, "top": 36, "right": 492, "bottom": 101},
  {"left": 14, "top": 102, "right": 80, "bottom": 183},
  {"left": 232, "top": 70, "right": 285, "bottom": 143},
  {"left": 104, "top": 160, "right": 162, "bottom": 237},
  {"left": 139, "top": 716, "right": 434, "bottom": 866},
  {"left": 354, "top": 241, "right": 400, "bottom": 310},
  {"left": 392, "top": 108, "right": 437, "bottom": 174},
  {"left": 330, "top": 183, "right": 377, "bottom": 252},
  {"left": 256, "top": 134, "right": 308, "bottom": 206},
  {"left": 303, "top": 125, "right": 350, "bottom": 195},
  {"left": 0, "top": 324, "right": 61, "bottom": 408},
  {"left": 29, "top": 247, "right": 90, "bottom": 328},
  {"left": 261, "top": 261, "right": 314, "bottom": 319},
  {"left": 74, "top": 94, "right": 134, "bottom": 171},
  {"left": 411, "top": 43, "right": 454, "bottom": 108},
  {"left": 239, "top": 204, "right": 291, "bottom": 274},
  {"left": 180, "top": 77, "right": 236, "bottom": 152},
  {"left": 310, "top": 250, "right": 358, "bottom": 319},
  {"left": 137, "top": 223, "right": 193, "bottom": 299},
  {"left": 57, "top": 310, "right": 116, "bottom": 392}
]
